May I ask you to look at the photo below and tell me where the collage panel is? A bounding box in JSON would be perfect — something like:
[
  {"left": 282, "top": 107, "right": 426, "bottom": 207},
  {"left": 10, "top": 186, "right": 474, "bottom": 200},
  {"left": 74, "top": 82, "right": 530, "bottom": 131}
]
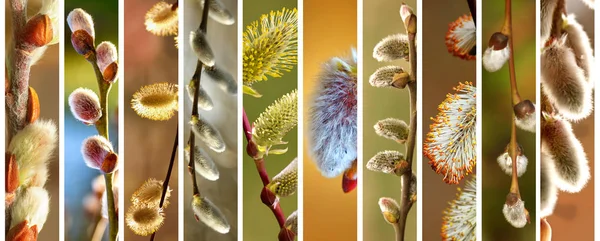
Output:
[
  {"left": 123, "top": 0, "right": 179, "bottom": 240},
  {"left": 363, "top": 0, "right": 417, "bottom": 240},
  {"left": 303, "top": 0, "right": 357, "bottom": 240},
  {"left": 63, "top": 0, "right": 120, "bottom": 240},
  {"left": 183, "top": 0, "right": 238, "bottom": 240},
  {"left": 242, "top": 0, "right": 298, "bottom": 240},
  {"left": 422, "top": 0, "right": 476, "bottom": 241},
  {"left": 539, "top": 0, "right": 595, "bottom": 239},
  {"left": 482, "top": 0, "right": 536, "bottom": 240},
  {"left": 5, "top": 0, "right": 60, "bottom": 240}
]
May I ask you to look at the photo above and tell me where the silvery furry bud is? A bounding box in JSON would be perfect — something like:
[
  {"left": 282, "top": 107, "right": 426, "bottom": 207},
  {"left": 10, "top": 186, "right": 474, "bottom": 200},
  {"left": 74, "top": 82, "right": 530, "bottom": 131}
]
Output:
[
  {"left": 496, "top": 144, "right": 528, "bottom": 177},
  {"left": 184, "top": 144, "right": 219, "bottom": 181},
  {"left": 541, "top": 116, "right": 590, "bottom": 192},
  {"left": 203, "top": 65, "right": 238, "bottom": 95},
  {"left": 186, "top": 81, "right": 213, "bottom": 110},
  {"left": 69, "top": 88, "right": 102, "bottom": 125},
  {"left": 199, "top": 0, "right": 235, "bottom": 25},
  {"left": 540, "top": 0, "right": 557, "bottom": 43},
  {"left": 10, "top": 187, "right": 50, "bottom": 231},
  {"left": 267, "top": 158, "right": 298, "bottom": 198},
  {"left": 503, "top": 193, "right": 529, "bottom": 228},
  {"left": 67, "top": 8, "right": 95, "bottom": 39},
  {"left": 378, "top": 197, "right": 401, "bottom": 224},
  {"left": 190, "top": 115, "right": 226, "bottom": 153},
  {"left": 308, "top": 51, "right": 357, "bottom": 178},
  {"left": 540, "top": 155, "right": 558, "bottom": 218},
  {"left": 373, "top": 34, "right": 409, "bottom": 62},
  {"left": 482, "top": 33, "right": 510, "bottom": 72},
  {"left": 366, "top": 150, "right": 409, "bottom": 176},
  {"left": 369, "top": 66, "right": 409, "bottom": 89},
  {"left": 81, "top": 135, "right": 118, "bottom": 173},
  {"left": 374, "top": 118, "right": 409, "bottom": 143},
  {"left": 8, "top": 120, "right": 57, "bottom": 186},
  {"left": 514, "top": 100, "right": 536, "bottom": 133},
  {"left": 563, "top": 14, "right": 594, "bottom": 87},
  {"left": 96, "top": 41, "right": 119, "bottom": 83},
  {"left": 541, "top": 37, "right": 592, "bottom": 120},
  {"left": 192, "top": 195, "right": 230, "bottom": 234},
  {"left": 190, "top": 29, "right": 215, "bottom": 67}
]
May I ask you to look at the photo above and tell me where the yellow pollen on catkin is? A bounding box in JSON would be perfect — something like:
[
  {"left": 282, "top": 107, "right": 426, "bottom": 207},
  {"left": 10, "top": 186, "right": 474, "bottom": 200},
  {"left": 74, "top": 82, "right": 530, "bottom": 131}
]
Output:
[
  {"left": 145, "top": 1, "right": 178, "bottom": 36},
  {"left": 131, "top": 82, "right": 178, "bottom": 121}
]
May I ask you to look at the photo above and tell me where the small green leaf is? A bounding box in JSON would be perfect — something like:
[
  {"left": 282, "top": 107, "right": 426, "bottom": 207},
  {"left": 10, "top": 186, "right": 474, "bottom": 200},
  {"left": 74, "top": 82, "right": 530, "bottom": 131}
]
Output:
[{"left": 243, "top": 85, "right": 262, "bottom": 98}]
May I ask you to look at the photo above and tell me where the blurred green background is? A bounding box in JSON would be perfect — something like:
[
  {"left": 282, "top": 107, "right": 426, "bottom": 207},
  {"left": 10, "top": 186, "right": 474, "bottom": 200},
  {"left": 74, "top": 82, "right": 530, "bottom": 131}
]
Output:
[
  {"left": 64, "top": 1, "right": 118, "bottom": 240},
  {"left": 363, "top": 0, "right": 416, "bottom": 240},
  {"left": 545, "top": 1, "right": 595, "bottom": 240},
  {"left": 243, "top": 1, "right": 298, "bottom": 241},
  {"left": 482, "top": 1, "right": 536, "bottom": 240},
  {"left": 5, "top": 0, "right": 60, "bottom": 240},
  {"left": 422, "top": 1, "right": 476, "bottom": 240},
  {"left": 123, "top": 0, "right": 178, "bottom": 240},
  {"left": 183, "top": 0, "right": 238, "bottom": 240},
  {"left": 303, "top": 0, "right": 357, "bottom": 240}
]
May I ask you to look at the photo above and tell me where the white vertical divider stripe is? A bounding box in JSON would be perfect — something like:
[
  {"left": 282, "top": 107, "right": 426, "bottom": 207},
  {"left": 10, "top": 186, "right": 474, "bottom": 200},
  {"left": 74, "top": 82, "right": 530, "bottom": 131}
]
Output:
[
  {"left": 237, "top": 0, "right": 244, "bottom": 240},
  {"left": 297, "top": 0, "right": 304, "bottom": 240},
  {"left": 178, "top": 0, "right": 185, "bottom": 239},
  {"left": 535, "top": 0, "right": 542, "bottom": 239},
  {"left": 476, "top": 0, "right": 483, "bottom": 240},
  {"left": 59, "top": 0, "right": 66, "bottom": 239},
  {"left": 118, "top": 0, "right": 125, "bottom": 237},
  {"left": 416, "top": 0, "right": 423, "bottom": 239},
  {"left": 357, "top": 0, "right": 364, "bottom": 240}
]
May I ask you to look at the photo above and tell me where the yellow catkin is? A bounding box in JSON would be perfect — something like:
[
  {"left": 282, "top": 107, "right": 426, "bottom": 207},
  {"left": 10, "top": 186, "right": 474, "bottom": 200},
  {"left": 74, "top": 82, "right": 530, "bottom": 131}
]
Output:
[
  {"left": 252, "top": 89, "right": 298, "bottom": 149},
  {"left": 243, "top": 8, "right": 298, "bottom": 85},
  {"left": 131, "top": 82, "right": 178, "bottom": 121},
  {"left": 131, "top": 178, "right": 170, "bottom": 208},
  {"left": 144, "top": 1, "right": 178, "bottom": 36},
  {"left": 126, "top": 205, "right": 164, "bottom": 236}
]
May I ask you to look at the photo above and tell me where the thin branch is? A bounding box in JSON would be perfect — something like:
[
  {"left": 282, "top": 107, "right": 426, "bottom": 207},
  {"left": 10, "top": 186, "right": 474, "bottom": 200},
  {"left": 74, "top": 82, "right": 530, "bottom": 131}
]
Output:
[
  {"left": 150, "top": 126, "right": 178, "bottom": 241},
  {"left": 396, "top": 11, "right": 417, "bottom": 241},
  {"left": 242, "top": 109, "right": 287, "bottom": 228}
]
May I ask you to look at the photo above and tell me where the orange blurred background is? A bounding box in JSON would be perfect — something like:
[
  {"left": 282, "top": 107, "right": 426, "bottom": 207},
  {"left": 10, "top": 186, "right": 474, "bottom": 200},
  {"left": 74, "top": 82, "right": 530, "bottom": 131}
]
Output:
[{"left": 303, "top": 0, "right": 357, "bottom": 240}]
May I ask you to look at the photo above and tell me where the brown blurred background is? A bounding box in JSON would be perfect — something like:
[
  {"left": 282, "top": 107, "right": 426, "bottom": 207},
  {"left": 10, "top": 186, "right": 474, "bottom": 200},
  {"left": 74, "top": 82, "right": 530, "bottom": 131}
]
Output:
[
  {"left": 545, "top": 1, "right": 595, "bottom": 240},
  {"left": 482, "top": 1, "right": 536, "bottom": 240},
  {"left": 304, "top": 0, "right": 357, "bottom": 240},
  {"left": 363, "top": 0, "right": 416, "bottom": 240},
  {"left": 185, "top": 0, "right": 238, "bottom": 240},
  {"left": 5, "top": 0, "right": 60, "bottom": 239},
  {"left": 422, "top": 1, "right": 476, "bottom": 240},
  {"left": 123, "top": 0, "right": 179, "bottom": 240}
]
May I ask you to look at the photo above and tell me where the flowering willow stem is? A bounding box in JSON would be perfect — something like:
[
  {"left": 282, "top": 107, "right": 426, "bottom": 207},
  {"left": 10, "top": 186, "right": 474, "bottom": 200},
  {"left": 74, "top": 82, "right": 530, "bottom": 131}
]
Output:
[
  {"left": 187, "top": 0, "right": 211, "bottom": 197},
  {"left": 504, "top": 0, "right": 521, "bottom": 197},
  {"left": 396, "top": 16, "right": 417, "bottom": 241},
  {"left": 150, "top": 126, "right": 178, "bottom": 241},
  {"left": 84, "top": 46, "right": 117, "bottom": 241},
  {"left": 242, "top": 108, "right": 286, "bottom": 228}
]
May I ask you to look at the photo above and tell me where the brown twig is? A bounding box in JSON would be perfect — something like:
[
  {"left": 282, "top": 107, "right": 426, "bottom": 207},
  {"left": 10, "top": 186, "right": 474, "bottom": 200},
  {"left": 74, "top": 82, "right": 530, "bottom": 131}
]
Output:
[
  {"left": 149, "top": 126, "right": 178, "bottom": 241},
  {"left": 242, "top": 109, "right": 287, "bottom": 228},
  {"left": 395, "top": 9, "right": 417, "bottom": 241}
]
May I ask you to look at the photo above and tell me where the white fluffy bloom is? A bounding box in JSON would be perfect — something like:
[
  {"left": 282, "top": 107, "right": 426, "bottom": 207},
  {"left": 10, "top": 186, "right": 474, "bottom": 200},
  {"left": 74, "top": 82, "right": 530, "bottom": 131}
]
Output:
[
  {"left": 442, "top": 176, "right": 476, "bottom": 241},
  {"left": 482, "top": 45, "right": 510, "bottom": 72}
]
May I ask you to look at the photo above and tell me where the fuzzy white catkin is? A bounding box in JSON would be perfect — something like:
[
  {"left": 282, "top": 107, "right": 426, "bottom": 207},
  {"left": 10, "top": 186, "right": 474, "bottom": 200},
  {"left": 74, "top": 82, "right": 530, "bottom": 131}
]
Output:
[
  {"left": 503, "top": 199, "right": 528, "bottom": 228},
  {"left": 10, "top": 187, "right": 50, "bottom": 231},
  {"left": 190, "top": 30, "right": 215, "bottom": 67},
  {"left": 482, "top": 46, "right": 510, "bottom": 72},
  {"left": 540, "top": 155, "right": 558, "bottom": 218},
  {"left": 540, "top": 0, "right": 557, "bottom": 44},
  {"left": 67, "top": 8, "right": 95, "bottom": 38},
  {"left": 96, "top": 42, "right": 118, "bottom": 76},
  {"left": 541, "top": 38, "right": 592, "bottom": 120},
  {"left": 199, "top": 0, "right": 235, "bottom": 25},
  {"left": 372, "top": 34, "right": 410, "bottom": 62},
  {"left": 190, "top": 116, "right": 226, "bottom": 153},
  {"left": 203, "top": 65, "right": 238, "bottom": 95},
  {"left": 515, "top": 109, "right": 536, "bottom": 133},
  {"left": 69, "top": 88, "right": 102, "bottom": 124},
  {"left": 563, "top": 14, "right": 595, "bottom": 88},
  {"left": 192, "top": 195, "right": 230, "bottom": 234},
  {"left": 496, "top": 152, "right": 528, "bottom": 177},
  {"left": 542, "top": 118, "right": 590, "bottom": 193},
  {"left": 186, "top": 83, "right": 214, "bottom": 111},
  {"left": 309, "top": 51, "right": 357, "bottom": 178},
  {"left": 8, "top": 120, "right": 57, "bottom": 187},
  {"left": 184, "top": 145, "right": 220, "bottom": 181}
]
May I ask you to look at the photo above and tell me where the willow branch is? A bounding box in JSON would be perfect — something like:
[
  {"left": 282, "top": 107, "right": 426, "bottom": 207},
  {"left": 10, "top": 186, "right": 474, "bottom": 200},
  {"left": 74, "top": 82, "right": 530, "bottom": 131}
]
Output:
[
  {"left": 242, "top": 109, "right": 286, "bottom": 228},
  {"left": 150, "top": 126, "right": 178, "bottom": 241},
  {"left": 395, "top": 14, "right": 417, "bottom": 241}
]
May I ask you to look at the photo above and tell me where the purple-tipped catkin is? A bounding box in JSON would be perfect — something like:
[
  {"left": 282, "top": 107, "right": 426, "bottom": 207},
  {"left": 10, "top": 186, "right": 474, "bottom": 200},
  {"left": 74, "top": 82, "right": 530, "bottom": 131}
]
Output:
[
  {"left": 541, "top": 37, "right": 592, "bottom": 120},
  {"left": 308, "top": 50, "right": 357, "bottom": 178},
  {"left": 542, "top": 117, "right": 590, "bottom": 192},
  {"left": 69, "top": 88, "right": 102, "bottom": 125},
  {"left": 67, "top": 8, "right": 95, "bottom": 39},
  {"left": 96, "top": 41, "right": 118, "bottom": 83},
  {"left": 540, "top": 154, "right": 558, "bottom": 218},
  {"left": 81, "top": 135, "right": 117, "bottom": 173}
]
